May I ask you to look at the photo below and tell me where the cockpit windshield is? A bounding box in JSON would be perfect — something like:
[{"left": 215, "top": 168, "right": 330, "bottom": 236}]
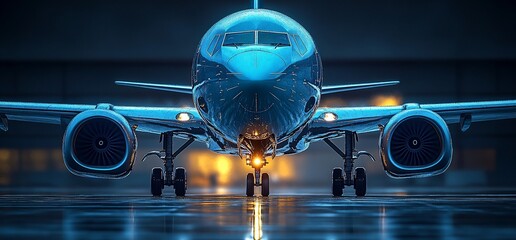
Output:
[
  {"left": 257, "top": 31, "right": 290, "bottom": 47},
  {"left": 223, "top": 31, "right": 255, "bottom": 46},
  {"left": 222, "top": 31, "right": 290, "bottom": 47}
]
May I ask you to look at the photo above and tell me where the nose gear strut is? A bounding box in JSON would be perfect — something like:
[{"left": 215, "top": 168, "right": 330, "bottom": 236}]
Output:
[
  {"left": 324, "top": 131, "right": 375, "bottom": 197},
  {"left": 238, "top": 135, "right": 276, "bottom": 197},
  {"left": 142, "top": 132, "right": 194, "bottom": 197}
]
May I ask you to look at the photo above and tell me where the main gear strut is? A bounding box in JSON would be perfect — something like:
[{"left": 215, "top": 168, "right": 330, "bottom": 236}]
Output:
[
  {"left": 142, "top": 132, "right": 194, "bottom": 197},
  {"left": 324, "top": 131, "right": 375, "bottom": 197}
]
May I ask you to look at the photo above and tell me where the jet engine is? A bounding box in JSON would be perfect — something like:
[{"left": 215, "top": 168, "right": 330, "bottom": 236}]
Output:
[
  {"left": 379, "top": 109, "right": 452, "bottom": 178},
  {"left": 62, "top": 109, "right": 137, "bottom": 178}
]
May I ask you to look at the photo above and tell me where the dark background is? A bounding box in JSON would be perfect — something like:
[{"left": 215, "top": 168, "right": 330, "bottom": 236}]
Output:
[{"left": 0, "top": 0, "right": 515, "bottom": 192}]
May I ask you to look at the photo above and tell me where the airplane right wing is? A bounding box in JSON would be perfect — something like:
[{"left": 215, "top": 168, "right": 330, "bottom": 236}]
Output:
[
  {"left": 0, "top": 101, "right": 208, "bottom": 140},
  {"left": 307, "top": 100, "right": 516, "bottom": 141},
  {"left": 0, "top": 101, "right": 211, "bottom": 178}
]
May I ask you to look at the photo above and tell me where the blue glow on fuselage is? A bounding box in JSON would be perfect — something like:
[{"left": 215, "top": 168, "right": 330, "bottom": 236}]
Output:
[
  {"left": 192, "top": 9, "right": 322, "bottom": 146},
  {"left": 198, "top": 9, "right": 316, "bottom": 67}
]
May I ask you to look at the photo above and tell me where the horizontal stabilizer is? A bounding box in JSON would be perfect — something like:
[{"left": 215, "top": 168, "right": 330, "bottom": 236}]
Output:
[
  {"left": 0, "top": 114, "right": 7, "bottom": 131},
  {"left": 115, "top": 81, "right": 192, "bottom": 94},
  {"left": 321, "top": 80, "right": 399, "bottom": 94}
]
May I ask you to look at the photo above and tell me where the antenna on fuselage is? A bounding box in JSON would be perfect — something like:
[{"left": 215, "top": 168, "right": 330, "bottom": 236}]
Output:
[{"left": 253, "top": 0, "right": 259, "bottom": 9}]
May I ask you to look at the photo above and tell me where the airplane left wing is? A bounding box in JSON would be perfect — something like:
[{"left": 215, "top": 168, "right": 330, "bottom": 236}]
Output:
[
  {"left": 0, "top": 101, "right": 208, "bottom": 140},
  {"left": 308, "top": 100, "right": 516, "bottom": 141}
]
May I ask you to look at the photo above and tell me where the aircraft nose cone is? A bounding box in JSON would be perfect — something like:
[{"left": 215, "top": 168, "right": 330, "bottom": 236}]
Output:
[{"left": 227, "top": 51, "right": 287, "bottom": 81}]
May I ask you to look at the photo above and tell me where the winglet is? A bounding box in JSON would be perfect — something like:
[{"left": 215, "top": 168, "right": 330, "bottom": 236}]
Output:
[
  {"left": 321, "top": 80, "right": 399, "bottom": 94},
  {"left": 115, "top": 81, "right": 192, "bottom": 94}
]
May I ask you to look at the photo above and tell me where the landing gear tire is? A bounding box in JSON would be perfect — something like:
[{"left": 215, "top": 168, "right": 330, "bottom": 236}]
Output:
[
  {"left": 261, "top": 173, "right": 270, "bottom": 197},
  {"left": 246, "top": 173, "right": 254, "bottom": 197},
  {"left": 174, "top": 167, "right": 187, "bottom": 197},
  {"left": 332, "top": 168, "right": 344, "bottom": 197},
  {"left": 151, "top": 167, "right": 164, "bottom": 197},
  {"left": 354, "top": 167, "right": 366, "bottom": 197}
]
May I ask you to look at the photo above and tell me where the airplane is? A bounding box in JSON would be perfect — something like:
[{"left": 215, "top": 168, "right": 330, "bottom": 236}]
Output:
[{"left": 1, "top": 1, "right": 516, "bottom": 197}]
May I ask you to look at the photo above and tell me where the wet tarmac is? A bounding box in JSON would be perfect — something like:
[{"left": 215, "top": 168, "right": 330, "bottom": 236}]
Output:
[{"left": 1, "top": 189, "right": 516, "bottom": 239}]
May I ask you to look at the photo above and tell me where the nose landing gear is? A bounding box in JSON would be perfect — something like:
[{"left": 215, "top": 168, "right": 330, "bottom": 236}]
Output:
[
  {"left": 325, "top": 131, "right": 375, "bottom": 197},
  {"left": 239, "top": 135, "right": 275, "bottom": 197},
  {"left": 143, "top": 132, "right": 194, "bottom": 197},
  {"left": 245, "top": 155, "right": 270, "bottom": 197}
]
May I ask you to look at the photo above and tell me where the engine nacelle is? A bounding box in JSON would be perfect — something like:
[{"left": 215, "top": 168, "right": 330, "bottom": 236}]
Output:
[
  {"left": 379, "top": 109, "right": 453, "bottom": 178},
  {"left": 62, "top": 109, "right": 137, "bottom": 179}
]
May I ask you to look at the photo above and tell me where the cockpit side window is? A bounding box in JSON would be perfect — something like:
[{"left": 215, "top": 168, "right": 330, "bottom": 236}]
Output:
[
  {"left": 207, "top": 34, "right": 223, "bottom": 56},
  {"left": 292, "top": 34, "right": 307, "bottom": 56},
  {"left": 223, "top": 31, "right": 255, "bottom": 47},
  {"left": 257, "top": 31, "right": 290, "bottom": 47}
]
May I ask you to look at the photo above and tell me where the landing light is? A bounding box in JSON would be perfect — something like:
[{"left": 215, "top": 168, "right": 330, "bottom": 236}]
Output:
[
  {"left": 252, "top": 157, "right": 263, "bottom": 167},
  {"left": 176, "top": 112, "right": 191, "bottom": 122},
  {"left": 322, "top": 112, "right": 338, "bottom": 122}
]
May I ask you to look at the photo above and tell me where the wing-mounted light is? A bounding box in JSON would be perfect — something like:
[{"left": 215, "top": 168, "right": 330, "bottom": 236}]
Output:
[
  {"left": 320, "top": 112, "right": 338, "bottom": 122},
  {"left": 176, "top": 112, "right": 193, "bottom": 122}
]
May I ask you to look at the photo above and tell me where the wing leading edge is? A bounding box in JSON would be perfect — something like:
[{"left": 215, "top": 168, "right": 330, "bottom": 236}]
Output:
[
  {"left": 0, "top": 101, "right": 208, "bottom": 140},
  {"left": 115, "top": 81, "right": 192, "bottom": 94},
  {"left": 308, "top": 100, "right": 516, "bottom": 141},
  {"left": 321, "top": 81, "right": 399, "bottom": 94}
]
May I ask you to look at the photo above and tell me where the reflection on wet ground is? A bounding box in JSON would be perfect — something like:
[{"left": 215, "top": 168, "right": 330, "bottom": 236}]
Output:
[{"left": 1, "top": 191, "right": 516, "bottom": 239}]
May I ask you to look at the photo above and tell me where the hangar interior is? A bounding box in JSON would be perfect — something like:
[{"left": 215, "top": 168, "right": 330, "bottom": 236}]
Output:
[
  {"left": 0, "top": 0, "right": 515, "bottom": 191},
  {"left": 2, "top": 1, "right": 516, "bottom": 239}
]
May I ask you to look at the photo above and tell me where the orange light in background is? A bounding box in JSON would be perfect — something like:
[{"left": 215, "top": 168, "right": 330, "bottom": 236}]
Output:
[
  {"left": 186, "top": 151, "right": 237, "bottom": 187},
  {"left": 50, "top": 149, "right": 65, "bottom": 170},
  {"left": 371, "top": 95, "right": 402, "bottom": 106},
  {"left": 214, "top": 155, "right": 232, "bottom": 184},
  {"left": 0, "top": 149, "right": 18, "bottom": 185},
  {"left": 274, "top": 158, "right": 294, "bottom": 180},
  {"left": 185, "top": 150, "right": 297, "bottom": 188},
  {"left": 24, "top": 149, "right": 48, "bottom": 171}
]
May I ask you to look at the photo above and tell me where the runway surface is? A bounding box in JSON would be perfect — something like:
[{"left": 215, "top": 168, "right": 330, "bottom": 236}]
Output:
[{"left": 1, "top": 189, "right": 515, "bottom": 239}]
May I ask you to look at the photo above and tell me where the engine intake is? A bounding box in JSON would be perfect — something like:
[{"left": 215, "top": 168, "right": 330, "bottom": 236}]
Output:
[
  {"left": 63, "top": 109, "right": 137, "bottom": 178},
  {"left": 379, "top": 109, "right": 452, "bottom": 178}
]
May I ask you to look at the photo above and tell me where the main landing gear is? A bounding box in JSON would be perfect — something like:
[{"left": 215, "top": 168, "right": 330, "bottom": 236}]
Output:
[
  {"left": 143, "top": 132, "right": 194, "bottom": 197},
  {"left": 245, "top": 155, "right": 270, "bottom": 197},
  {"left": 324, "top": 131, "right": 375, "bottom": 197}
]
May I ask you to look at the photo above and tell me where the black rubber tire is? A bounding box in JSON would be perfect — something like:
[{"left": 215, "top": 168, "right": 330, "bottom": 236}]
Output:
[
  {"left": 151, "top": 167, "right": 163, "bottom": 197},
  {"left": 332, "top": 168, "right": 344, "bottom": 197},
  {"left": 261, "top": 173, "right": 270, "bottom": 197},
  {"left": 246, "top": 173, "right": 254, "bottom": 197},
  {"left": 174, "top": 168, "right": 187, "bottom": 197},
  {"left": 354, "top": 167, "right": 367, "bottom": 197}
]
